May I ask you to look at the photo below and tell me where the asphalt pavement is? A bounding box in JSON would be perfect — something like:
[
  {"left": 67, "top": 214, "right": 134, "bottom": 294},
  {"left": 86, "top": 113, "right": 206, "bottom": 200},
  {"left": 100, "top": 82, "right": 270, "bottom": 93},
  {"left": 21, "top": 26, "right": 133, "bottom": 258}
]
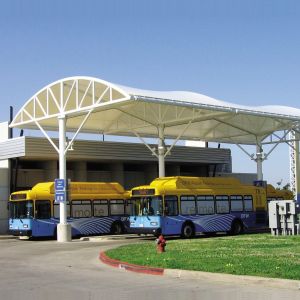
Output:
[{"left": 0, "top": 235, "right": 299, "bottom": 300}]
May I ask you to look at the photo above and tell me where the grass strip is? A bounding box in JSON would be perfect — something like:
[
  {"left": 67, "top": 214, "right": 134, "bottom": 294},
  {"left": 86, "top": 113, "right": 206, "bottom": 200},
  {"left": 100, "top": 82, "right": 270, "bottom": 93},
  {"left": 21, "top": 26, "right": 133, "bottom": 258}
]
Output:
[{"left": 106, "top": 234, "right": 300, "bottom": 280}]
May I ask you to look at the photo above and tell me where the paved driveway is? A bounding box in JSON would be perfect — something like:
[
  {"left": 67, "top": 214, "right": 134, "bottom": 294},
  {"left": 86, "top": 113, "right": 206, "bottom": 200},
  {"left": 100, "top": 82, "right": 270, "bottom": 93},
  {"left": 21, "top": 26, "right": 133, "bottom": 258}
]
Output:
[{"left": 0, "top": 237, "right": 298, "bottom": 300}]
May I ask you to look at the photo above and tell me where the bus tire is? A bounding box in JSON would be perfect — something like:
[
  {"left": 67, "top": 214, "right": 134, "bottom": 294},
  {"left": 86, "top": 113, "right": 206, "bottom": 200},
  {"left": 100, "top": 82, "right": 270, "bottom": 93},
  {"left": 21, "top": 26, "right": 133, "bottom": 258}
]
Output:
[
  {"left": 229, "top": 220, "right": 243, "bottom": 235},
  {"left": 110, "top": 222, "right": 123, "bottom": 235},
  {"left": 181, "top": 222, "right": 195, "bottom": 239},
  {"left": 53, "top": 228, "right": 57, "bottom": 240}
]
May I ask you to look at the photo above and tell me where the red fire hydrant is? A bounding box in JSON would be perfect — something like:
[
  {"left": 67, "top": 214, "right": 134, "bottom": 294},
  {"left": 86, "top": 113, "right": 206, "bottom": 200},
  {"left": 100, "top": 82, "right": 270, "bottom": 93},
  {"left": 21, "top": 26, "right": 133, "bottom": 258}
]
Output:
[{"left": 156, "top": 234, "right": 166, "bottom": 253}]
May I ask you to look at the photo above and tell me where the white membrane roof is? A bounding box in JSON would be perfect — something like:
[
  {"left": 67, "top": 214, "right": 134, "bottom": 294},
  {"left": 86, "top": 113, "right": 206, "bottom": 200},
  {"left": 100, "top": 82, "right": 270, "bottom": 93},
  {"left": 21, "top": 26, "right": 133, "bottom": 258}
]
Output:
[{"left": 10, "top": 76, "right": 300, "bottom": 145}]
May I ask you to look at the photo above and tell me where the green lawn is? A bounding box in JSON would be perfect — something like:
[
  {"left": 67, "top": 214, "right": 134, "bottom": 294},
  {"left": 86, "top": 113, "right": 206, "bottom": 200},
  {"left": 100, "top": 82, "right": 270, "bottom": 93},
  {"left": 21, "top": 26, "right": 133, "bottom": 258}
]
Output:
[{"left": 106, "top": 234, "right": 300, "bottom": 280}]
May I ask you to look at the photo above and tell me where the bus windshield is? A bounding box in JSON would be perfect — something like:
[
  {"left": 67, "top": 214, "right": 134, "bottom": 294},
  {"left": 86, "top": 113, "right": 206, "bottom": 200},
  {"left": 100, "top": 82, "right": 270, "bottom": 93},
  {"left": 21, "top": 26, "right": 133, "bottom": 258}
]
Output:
[
  {"left": 9, "top": 201, "right": 34, "bottom": 219},
  {"left": 131, "top": 196, "right": 163, "bottom": 216}
]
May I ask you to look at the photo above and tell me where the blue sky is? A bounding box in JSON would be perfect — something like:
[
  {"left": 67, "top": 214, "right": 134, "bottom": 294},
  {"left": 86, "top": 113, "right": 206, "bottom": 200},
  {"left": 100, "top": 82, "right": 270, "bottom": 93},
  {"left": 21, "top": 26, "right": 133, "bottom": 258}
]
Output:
[{"left": 0, "top": 0, "right": 300, "bottom": 186}]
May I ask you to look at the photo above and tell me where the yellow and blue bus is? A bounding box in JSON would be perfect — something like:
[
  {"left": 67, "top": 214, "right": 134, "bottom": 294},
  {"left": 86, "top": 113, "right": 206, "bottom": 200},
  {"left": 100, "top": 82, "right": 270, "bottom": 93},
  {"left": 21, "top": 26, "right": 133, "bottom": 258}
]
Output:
[
  {"left": 9, "top": 181, "right": 131, "bottom": 238},
  {"left": 129, "top": 176, "right": 271, "bottom": 238},
  {"left": 266, "top": 184, "right": 294, "bottom": 202}
]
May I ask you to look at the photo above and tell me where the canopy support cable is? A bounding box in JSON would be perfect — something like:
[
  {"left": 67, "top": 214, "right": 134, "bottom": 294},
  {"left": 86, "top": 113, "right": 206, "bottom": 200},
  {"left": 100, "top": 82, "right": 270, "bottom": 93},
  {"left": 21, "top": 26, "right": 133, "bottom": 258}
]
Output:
[
  {"left": 164, "top": 120, "right": 193, "bottom": 158},
  {"left": 133, "top": 131, "right": 158, "bottom": 158}
]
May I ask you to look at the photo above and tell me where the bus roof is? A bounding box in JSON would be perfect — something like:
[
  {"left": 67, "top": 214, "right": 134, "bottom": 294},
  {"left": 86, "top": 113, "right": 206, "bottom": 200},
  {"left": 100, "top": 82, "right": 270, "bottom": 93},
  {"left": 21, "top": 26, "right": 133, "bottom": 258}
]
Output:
[
  {"left": 32, "top": 182, "right": 127, "bottom": 195},
  {"left": 266, "top": 184, "right": 294, "bottom": 199},
  {"left": 131, "top": 176, "right": 251, "bottom": 195},
  {"left": 11, "top": 181, "right": 128, "bottom": 200},
  {"left": 150, "top": 176, "right": 243, "bottom": 190}
]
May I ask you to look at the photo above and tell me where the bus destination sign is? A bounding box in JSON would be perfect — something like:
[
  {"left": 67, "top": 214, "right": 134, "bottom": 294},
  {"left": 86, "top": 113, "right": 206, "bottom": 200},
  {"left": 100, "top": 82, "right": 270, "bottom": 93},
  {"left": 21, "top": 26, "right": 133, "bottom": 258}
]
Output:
[{"left": 132, "top": 189, "right": 155, "bottom": 196}]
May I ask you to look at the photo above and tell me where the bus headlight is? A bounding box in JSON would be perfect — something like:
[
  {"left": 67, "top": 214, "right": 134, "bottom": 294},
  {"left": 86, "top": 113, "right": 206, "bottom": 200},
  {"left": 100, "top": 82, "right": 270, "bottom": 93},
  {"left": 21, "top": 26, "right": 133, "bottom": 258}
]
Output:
[
  {"left": 23, "top": 224, "right": 28, "bottom": 229},
  {"left": 150, "top": 222, "right": 158, "bottom": 226},
  {"left": 130, "top": 222, "right": 135, "bottom": 225}
]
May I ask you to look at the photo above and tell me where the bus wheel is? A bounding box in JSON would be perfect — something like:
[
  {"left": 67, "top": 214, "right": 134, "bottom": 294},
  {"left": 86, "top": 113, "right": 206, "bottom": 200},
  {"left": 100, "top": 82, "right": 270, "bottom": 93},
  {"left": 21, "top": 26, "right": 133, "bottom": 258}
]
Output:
[
  {"left": 181, "top": 223, "right": 195, "bottom": 239},
  {"left": 111, "top": 222, "right": 123, "bottom": 235},
  {"left": 53, "top": 228, "right": 57, "bottom": 240},
  {"left": 229, "top": 220, "right": 243, "bottom": 235}
]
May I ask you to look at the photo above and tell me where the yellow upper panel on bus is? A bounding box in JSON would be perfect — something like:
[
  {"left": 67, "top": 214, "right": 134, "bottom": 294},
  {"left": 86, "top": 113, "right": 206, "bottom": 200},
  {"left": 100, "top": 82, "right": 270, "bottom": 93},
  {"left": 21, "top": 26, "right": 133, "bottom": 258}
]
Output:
[
  {"left": 132, "top": 176, "right": 256, "bottom": 195},
  {"left": 31, "top": 182, "right": 126, "bottom": 195},
  {"left": 130, "top": 176, "right": 267, "bottom": 210},
  {"left": 266, "top": 184, "right": 294, "bottom": 200},
  {"left": 150, "top": 176, "right": 242, "bottom": 190}
]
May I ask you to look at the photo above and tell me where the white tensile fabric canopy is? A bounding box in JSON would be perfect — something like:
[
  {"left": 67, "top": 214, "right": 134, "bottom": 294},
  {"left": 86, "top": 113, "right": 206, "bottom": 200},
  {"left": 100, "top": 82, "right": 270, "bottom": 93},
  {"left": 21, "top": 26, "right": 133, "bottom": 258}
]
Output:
[
  {"left": 10, "top": 76, "right": 300, "bottom": 241},
  {"left": 10, "top": 76, "right": 300, "bottom": 145}
]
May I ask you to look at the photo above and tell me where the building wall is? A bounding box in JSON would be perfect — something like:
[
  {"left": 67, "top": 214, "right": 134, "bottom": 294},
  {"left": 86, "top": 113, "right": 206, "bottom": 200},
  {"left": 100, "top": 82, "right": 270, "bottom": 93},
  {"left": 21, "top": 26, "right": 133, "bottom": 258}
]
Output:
[
  {"left": 1, "top": 135, "right": 233, "bottom": 234},
  {"left": 0, "top": 122, "right": 9, "bottom": 233},
  {"left": 0, "top": 168, "right": 9, "bottom": 234}
]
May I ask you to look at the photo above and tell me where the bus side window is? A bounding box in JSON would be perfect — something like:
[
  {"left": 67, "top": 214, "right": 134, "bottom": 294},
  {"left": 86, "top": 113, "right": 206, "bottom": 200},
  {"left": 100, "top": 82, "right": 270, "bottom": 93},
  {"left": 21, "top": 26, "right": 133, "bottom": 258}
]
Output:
[
  {"left": 72, "top": 200, "right": 92, "bottom": 218},
  {"left": 216, "top": 195, "right": 229, "bottom": 214},
  {"left": 196, "top": 195, "right": 215, "bottom": 215},
  {"left": 35, "top": 200, "right": 51, "bottom": 219},
  {"left": 230, "top": 195, "right": 243, "bottom": 212},
  {"left": 94, "top": 200, "right": 108, "bottom": 217},
  {"left": 110, "top": 199, "right": 125, "bottom": 215},
  {"left": 125, "top": 200, "right": 133, "bottom": 215},
  {"left": 244, "top": 195, "right": 253, "bottom": 212},
  {"left": 164, "top": 196, "right": 178, "bottom": 216},
  {"left": 180, "top": 196, "right": 196, "bottom": 215},
  {"left": 54, "top": 201, "right": 70, "bottom": 218}
]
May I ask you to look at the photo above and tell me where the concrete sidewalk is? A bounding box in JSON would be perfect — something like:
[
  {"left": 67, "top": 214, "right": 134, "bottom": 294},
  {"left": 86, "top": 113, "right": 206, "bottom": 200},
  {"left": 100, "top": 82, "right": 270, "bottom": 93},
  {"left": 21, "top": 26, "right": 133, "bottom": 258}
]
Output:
[{"left": 164, "top": 268, "right": 300, "bottom": 291}]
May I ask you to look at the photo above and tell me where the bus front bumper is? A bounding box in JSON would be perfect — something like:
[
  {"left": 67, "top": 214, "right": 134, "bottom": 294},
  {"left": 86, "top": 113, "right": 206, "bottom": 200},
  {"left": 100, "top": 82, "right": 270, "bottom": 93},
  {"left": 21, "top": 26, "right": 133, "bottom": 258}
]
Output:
[
  {"left": 9, "top": 229, "right": 32, "bottom": 237},
  {"left": 128, "top": 227, "right": 161, "bottom": 235}
]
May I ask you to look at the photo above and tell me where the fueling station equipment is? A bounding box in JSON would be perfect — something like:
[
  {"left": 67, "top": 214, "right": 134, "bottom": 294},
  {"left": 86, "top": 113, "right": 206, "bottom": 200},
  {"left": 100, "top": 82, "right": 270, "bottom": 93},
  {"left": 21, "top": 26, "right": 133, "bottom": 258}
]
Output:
[{"left": 268, "top": 200, "right": 300, "bottom": 236}]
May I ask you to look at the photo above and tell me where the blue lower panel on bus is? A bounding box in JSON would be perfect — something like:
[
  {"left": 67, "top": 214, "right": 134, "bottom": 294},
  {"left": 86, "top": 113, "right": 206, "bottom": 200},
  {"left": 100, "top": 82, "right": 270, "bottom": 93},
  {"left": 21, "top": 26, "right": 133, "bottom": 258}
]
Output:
[
  {"left": 130, "top": 213, "right": 257, "bottom": 235},
  {"left": 160, "top": 214, "right": 236, "bottom": 235},
  {"left": 162, "top": 213, "right": 258, "bottom": 235},
  {"left": 70, "top": 217, "right": 123, "bottom": 236},
  {"left": 10, "top": 217, "right": 127, "bottom": 237}
]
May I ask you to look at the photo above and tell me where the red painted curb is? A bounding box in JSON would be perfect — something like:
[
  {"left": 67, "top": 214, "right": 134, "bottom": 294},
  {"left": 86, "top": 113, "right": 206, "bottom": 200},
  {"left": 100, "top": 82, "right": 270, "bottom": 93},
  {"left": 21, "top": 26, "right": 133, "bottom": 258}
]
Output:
[{"left": 99, "top": 251, "right": 164, "bottom": 276}]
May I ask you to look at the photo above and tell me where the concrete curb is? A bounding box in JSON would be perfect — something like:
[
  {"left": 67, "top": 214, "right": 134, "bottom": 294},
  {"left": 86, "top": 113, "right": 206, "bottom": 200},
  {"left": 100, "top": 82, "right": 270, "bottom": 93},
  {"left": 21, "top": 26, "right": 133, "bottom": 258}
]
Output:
[
  {"left": 0, "top": 235, "right": 16, "bottom": 240},
  {"left": 81, "top": 234, "right": 149, "bottom": 242},
  {"left": 99, "top": 252, "right": 164, "bottom": 275},
  {"left": 99, "top": 251, "right": 300, "bottom": 290}
]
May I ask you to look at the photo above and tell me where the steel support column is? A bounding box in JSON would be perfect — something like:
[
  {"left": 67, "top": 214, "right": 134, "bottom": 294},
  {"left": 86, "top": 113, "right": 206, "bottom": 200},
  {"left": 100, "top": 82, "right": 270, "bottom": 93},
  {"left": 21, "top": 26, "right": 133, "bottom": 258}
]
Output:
[
  {"left": 158, "top": 126, "right": 165, "bottom": 178},
  {"left": 57, "top": 115, "right": 71, "bottom": 242},
  {"left": 295, "top": 132, "right": 300, "bottom": 202},
  {"left": 256, "top": 143, "right": 264, "bottom": 181}
]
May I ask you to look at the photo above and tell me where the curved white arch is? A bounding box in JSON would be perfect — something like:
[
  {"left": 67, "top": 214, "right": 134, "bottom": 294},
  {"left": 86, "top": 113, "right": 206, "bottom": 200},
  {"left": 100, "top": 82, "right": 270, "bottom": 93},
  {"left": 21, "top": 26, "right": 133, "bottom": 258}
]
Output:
[{"left": 10, "top": 76, "right": 131, "bottom": 128}]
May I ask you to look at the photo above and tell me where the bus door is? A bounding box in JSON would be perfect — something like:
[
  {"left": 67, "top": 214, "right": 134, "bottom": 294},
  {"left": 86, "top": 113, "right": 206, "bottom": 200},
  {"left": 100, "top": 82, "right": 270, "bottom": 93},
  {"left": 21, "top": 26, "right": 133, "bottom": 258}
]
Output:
[
  {"left": 32, "top": 200, "right": 53, "bottom": 236},
  {"left": 162, "top": 195, "right": 180, "bottom": 235},
  {"left": 255, "top": 189, "right": 267, "bottom": 225}
]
